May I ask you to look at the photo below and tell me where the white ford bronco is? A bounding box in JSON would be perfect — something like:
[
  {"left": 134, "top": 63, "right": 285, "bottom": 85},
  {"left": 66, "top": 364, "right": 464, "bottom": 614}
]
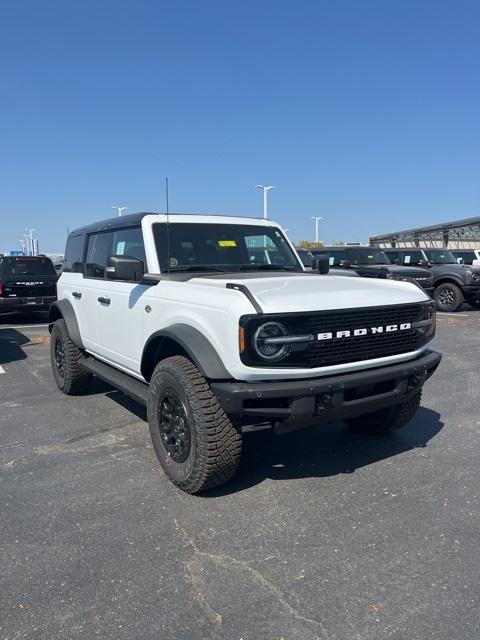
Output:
[{"left": 49, "top": 212, "right": 441, "bottom": 493}]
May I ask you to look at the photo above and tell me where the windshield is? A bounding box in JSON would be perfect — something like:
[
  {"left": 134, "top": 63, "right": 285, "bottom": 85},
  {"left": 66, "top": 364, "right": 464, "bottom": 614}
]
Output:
[
  {"left": 424, "top": 250, "right": 457, "bottom": 265},
  {"left": 1, "top": 257, "right": 56, "bottom": 276},
  {"left": 296, "top": 249, "right": 313, "bottom": 267},
  {"left": 346, "top": 248, "right": 391, "bottom": 265},
  {"left": 153, "top": 223, "right": 302, "bottom": 272}
]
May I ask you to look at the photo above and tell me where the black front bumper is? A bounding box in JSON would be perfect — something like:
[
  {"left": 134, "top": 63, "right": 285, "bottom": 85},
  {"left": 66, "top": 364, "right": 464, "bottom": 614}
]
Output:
[
  {"left": 0, "top": 296, "right": 56, "bottom": 313},
  {"left": 462, "top": 284, "right": 480, "bottom": 301},
  {"left": 211, "top": 350, "right": 441, "bottom": 428}
]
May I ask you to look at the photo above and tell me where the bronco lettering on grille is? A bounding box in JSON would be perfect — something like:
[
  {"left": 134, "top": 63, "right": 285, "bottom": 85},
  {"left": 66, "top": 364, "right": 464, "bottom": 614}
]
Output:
[{"left": 317, "top": 322, "right": 412, "bottom": 341}]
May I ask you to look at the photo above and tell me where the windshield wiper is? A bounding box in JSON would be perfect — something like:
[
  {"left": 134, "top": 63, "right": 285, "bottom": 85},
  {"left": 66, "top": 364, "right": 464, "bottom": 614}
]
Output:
[
  {"left": 238, "top": 264, "right": 298, "bottom": 271},
  {"left": 168, "top": 265, "right": 227, "bottom": 273}
]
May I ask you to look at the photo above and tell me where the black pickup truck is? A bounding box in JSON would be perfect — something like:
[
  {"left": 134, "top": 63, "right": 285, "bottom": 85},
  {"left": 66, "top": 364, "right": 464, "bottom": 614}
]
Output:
[
  {"left": 383, "top": 248, "right": 480, "bottom": 312},
  {"left": 317, "top": 246, "right": 434, "bottom": 294},
  {"left": 0, "top": 256, "right": 58, "bottom": 314}
]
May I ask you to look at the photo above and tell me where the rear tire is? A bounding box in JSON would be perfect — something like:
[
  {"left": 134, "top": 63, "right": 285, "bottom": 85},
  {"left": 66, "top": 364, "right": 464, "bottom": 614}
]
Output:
[
  {"left": 50, "top": 319, "right": 92, "bottom": 394},
  {"left": 345, "top": 391, "right": 422, "bottom": 435},
  {"left": 147, "top": 356, "right": 242, "bottom": 494},
  {"left": 433, "top": 282, "right": 463, "bottom": 312}
]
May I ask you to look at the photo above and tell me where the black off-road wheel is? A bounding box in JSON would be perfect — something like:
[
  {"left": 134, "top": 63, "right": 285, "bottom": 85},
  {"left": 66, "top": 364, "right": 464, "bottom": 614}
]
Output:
[
  {"left": 345, "top": 391, "right": 422, "bottom": 435},
  {"left": 50, "top": 319, "right": 92, "bottom": 394},
  {"left": 433, "top": 282, "right": 463, "bottom": 312},
  {"left": 147, "top": 356, "right": 242, "bottom": 494}
]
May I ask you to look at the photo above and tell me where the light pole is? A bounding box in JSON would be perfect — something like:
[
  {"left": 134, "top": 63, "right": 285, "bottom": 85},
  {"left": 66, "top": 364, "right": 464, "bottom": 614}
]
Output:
[
  {"left": 113, "top": 206, "right": 128, "bottom": 217},
  {"left": 311, "top": 216, "right": 323, "bottom": 244},
  {"left": 255, "top": 185, "right": 275, "bottom": 219}
]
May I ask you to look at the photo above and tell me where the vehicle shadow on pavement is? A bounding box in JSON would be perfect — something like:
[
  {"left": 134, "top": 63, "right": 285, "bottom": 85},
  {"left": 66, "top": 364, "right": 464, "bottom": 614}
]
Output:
[
  {"left": 208, "top": 407, "right": 444, "bottom": 496},
  {"left": 0, "top": 311, "right": 49, "bottom": 326},
  {"left": 0, "top": 329, "right": 31, "bottom": 365}
]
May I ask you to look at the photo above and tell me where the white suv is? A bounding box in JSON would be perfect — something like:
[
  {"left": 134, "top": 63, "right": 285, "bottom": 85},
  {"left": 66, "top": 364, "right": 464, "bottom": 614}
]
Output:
[{"left": 49, "top": 212, "right": 441, "bottom": 493}]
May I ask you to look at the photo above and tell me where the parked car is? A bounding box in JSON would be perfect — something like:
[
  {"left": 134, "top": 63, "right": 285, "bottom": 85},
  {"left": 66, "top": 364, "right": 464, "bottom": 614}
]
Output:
[
  {"left": 450, "top": 249, "right": 480, "bottom": 266},
  {"left": 296, "top": 248, "right": 359, "bottom": 277},
  {"left": 316, "top": 246, "right": 434, "bottom": 294},
  {"left": 0, "top": 255, "right": 57, "bottom": 314},
  {"left": 383, "top": 248, "right": 480, "bottom": 312},
  {"left": 49, "top": 212, "right": 441, "bottom": 493}
]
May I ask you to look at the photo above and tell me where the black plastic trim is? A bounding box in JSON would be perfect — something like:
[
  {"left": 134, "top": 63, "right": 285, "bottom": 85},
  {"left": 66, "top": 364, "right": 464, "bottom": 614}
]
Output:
[
  {"left": 48, "top": 299, "right": 85, "bottom": 349},
  {"left": 141, "top": 324, "right": 231, "bottom": 380},
  {"left": 226, "top": 283, "right": 263, "bottom": 314},
  {"left": 80, "top": 356, "right": 148, "bottom": 406}
]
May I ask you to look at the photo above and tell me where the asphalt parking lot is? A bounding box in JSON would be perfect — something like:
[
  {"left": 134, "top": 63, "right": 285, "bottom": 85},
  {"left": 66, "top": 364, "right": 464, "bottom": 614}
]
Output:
[{"left": 1, "top": 309, "right": 479, "bottom": 640}]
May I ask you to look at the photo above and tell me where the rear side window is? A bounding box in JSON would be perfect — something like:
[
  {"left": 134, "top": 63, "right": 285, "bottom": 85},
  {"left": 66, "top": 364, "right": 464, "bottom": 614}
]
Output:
[
  {"left": 1, "top": 257, "right": 56, "bottom": 276},
  {"left": 63, "top": 234, "right": 85, "bottom": 273}
]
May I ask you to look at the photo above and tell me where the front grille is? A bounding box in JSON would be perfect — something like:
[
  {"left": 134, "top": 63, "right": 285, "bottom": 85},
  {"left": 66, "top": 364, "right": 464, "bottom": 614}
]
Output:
[
  {"left": 395, "top": 271, "right": 433, "bottom": 286},
  {"left": 241, "top": 303, "right": 430, "bottom": 368}
]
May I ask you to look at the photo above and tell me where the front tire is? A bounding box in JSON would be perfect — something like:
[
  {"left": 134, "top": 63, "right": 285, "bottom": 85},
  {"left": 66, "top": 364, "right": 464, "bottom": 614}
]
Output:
[
  {"left": 50, "top": 319, "right": 92, "bottom": 394},
  {"left": 433, "top": 282, "right": 464, "bottom": 312},
  {"left": 345, "top": 391, "right": 422, "bottom": 435},
  {"left": 147, "top": 356, "right": 242, "bottom": 494}
]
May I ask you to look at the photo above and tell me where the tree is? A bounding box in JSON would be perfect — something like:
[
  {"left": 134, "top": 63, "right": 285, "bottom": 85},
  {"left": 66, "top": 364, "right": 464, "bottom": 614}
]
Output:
[{"left": 297, "top": 240, "right": 324, "bottom": 249}]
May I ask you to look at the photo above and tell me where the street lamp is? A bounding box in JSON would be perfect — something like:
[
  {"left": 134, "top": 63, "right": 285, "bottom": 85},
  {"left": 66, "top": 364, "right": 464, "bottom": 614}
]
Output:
[
  {"left": 112, "top": 206, "right": 128, "bottom": 217},
  {"left": 255, "top": 185, "right": 275, "bottom": 219},
  {"left": 311, "top": 216, "right": 323, "bottom": 244}
]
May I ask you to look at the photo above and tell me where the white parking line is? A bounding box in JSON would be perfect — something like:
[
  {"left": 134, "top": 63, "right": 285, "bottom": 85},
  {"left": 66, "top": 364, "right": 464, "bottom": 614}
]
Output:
[
  {"left": 0, "top": 324, "right": 49, "bottom": 330},
  {"left": 437, "top": 312, "right": 469, "bottom": 317},
  {"left": 0, "top": 365, "right": 5, "bottom": 374}
]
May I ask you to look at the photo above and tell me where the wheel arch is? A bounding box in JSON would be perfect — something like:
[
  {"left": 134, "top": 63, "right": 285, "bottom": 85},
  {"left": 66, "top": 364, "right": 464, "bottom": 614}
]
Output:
[
  {"left": 433, "top": 276, "right": 464, "bottom": 288},
  {"left": 141, "top": 324, "right": 231, "bottom": 382},
  {"left": 48, "top": 300, "right": 85, "bottom": 349}
]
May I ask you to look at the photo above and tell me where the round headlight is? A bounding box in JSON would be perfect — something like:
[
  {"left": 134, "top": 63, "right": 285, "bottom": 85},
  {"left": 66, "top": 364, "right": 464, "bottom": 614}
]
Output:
[{"left": 253, "top": 321, "right": 290, "bottom": 361}]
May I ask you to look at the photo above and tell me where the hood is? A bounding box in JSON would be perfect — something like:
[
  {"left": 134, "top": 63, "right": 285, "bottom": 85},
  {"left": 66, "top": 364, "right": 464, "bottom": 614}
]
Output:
[
  {"left": 359, "top": 264, "right": 429, "bottom": 274},
  {"left": 190, "top": 273, "right": 428, "bottom": 314}
]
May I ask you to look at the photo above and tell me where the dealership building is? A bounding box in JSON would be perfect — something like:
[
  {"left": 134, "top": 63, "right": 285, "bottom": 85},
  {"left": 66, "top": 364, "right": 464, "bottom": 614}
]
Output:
[{"left": 370, "top": 216, "right": 480, "bottom": 249}]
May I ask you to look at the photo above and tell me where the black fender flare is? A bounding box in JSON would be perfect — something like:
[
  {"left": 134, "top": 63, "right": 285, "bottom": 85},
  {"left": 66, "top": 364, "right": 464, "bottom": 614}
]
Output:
[
  {"left": 48, "top": 300, "right": 85, "bottom": 349},
  {"left": 433, "top": 275, "right": 465, "bottom": 288},
  {"left": 141, "top": 324, "right": 231, "bottom": 380}
]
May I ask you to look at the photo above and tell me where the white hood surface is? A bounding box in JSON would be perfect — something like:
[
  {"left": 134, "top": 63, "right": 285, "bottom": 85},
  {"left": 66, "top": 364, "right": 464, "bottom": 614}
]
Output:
[{"left": 190, "top": 273, "right": 428, "bottom": 314}]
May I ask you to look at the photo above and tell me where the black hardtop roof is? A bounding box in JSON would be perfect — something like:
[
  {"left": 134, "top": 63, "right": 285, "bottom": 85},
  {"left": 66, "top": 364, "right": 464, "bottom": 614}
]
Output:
[
  {"left": 322, "top": 245, "right": 384, "bottom": 250},
  {"left": 69, "top": 212, "right": 265, "bottom": 236}
]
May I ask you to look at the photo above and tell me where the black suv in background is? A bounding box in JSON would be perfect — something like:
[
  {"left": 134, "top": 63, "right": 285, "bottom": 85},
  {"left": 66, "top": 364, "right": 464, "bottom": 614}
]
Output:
[
  {"left": 317, "top": 246, "right": 434, "bottom": 294},
  {"left": 0, "top": 256, "right": 58, "bottom": 314},
  {"left": 383, "top": 248, "right": 480, "bottom": 312}
]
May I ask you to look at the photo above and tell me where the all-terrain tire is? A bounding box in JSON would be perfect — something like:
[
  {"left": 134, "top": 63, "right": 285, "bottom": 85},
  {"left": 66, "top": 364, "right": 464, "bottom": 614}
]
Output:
[
  {"left": 345, "top": 391, "right": 422, "bottom": 435},
  {"left": 50, "top": 319, "right": 92, "bottom": 394},
  {"left": 433, "top": 282, "right": 464, "bottom": 312},
  {"left": 147, "top": 356, "right": 242, "bottom": 494}
]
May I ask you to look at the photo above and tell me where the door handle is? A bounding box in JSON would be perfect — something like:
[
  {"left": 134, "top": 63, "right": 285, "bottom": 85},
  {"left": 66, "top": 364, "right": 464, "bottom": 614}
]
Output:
[
  {"left": 97, "top": 296, "right": 111, "bottom": 305},
  {"left": 72, "top": 291, "right": 82, "bottom": 299}
]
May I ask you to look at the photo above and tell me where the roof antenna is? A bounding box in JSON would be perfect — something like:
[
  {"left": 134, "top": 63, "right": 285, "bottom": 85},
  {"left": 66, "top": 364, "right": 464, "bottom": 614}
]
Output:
[{"left": 165, "top": 176, "right": 171, "bottom": 272}]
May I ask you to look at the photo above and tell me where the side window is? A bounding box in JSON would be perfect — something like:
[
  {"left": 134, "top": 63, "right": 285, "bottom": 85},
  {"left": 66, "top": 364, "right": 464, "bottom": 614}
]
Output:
[
  {"left": 387, "top": 251, "right": 400, "bottom": 263},
  {"left": 63, "top": 234, "right": 85, "bottom": 273},
  {"left": 85, "top": 232, "right": 113, "bottom": 278},
  {"left": 111, "top": 227, "right": 146, "bottom": 268}
]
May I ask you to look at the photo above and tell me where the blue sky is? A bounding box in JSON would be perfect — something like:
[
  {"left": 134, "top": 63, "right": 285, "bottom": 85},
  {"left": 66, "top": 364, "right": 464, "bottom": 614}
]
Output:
[{"left": 1, "top": 0, "right": 479, "bottom": 252}]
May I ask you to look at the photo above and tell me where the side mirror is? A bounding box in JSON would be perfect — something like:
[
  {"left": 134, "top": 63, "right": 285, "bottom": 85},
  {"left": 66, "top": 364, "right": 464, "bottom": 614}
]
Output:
[
  {"left": 312, "top": 253, "right": 330, "bottom": 275},
  {"left": 339, "top": 259, "right": 351, "bottom": 269},
  {"left": 418, "top": 259, "right": 429, "bottom": 267},
  {"left": 106, "top": 255, "right": 145, "bottom": 281}
]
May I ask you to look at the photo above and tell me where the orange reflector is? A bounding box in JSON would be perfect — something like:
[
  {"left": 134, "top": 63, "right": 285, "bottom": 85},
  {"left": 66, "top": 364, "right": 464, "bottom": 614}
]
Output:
[{"left": 239, "top": 326, "right": 246, "bottom": 353}]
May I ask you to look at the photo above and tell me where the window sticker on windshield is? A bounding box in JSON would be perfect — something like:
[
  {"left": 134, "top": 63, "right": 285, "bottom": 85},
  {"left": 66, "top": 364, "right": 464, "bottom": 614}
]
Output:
[
  {"left": 329, "top": 257, "right": 335, "bottom": 265},
  {"left": 116, "top": 241, "right": 125, "bottom": 255},
  {"left": 404, "top": 255, "right": 411, "bottom": 264},
  {"left": 218, "top": 240, "right": 237, "bottom": 247},
  {"left": 368, "top": 254, "right": 374, "bottom": 259}
]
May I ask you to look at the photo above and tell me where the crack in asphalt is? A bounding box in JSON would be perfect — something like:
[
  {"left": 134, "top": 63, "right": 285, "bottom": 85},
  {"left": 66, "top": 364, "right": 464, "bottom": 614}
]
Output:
[{"left": 173, "top": 517, "right": 330, "bottom": 640}]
